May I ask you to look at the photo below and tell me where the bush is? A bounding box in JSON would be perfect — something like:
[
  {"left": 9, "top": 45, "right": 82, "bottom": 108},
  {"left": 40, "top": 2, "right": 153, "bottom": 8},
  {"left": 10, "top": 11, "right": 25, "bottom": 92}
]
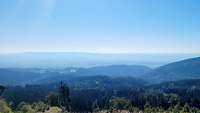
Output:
[
  {"left": 15, "top": 102, "right": 36, "bottom": 113},
  {"left": 0, "top": 99, "right": 13, "bottom": 113}
]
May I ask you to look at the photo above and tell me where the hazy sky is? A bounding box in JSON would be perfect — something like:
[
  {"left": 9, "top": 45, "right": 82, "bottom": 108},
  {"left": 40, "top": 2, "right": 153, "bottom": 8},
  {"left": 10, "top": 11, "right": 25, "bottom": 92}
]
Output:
[{"left": 0, "top": 0, "right": 200, "bottom": 54}]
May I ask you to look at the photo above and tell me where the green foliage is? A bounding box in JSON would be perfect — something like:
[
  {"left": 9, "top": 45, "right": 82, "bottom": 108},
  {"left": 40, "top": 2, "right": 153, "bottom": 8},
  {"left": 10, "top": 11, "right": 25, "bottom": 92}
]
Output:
[
  {"left": 0, "top": 99, "right": 13, "bottom": 113},
  {"left": 15, "top": 102, "right": 36, "bottom": 113},
  {"left": 110, "top": 98, "right": 131, "bottom": 111},
  {"left": 128, "top": 106, "right": 140, "bottom": 113},
  {"left": 168, "top": 93, "right": 180, "bottom": 107},
  {"left": 46, "top": 92, "right": 59, "bottom": 107},
  {"left": 58, "top": 81, "right": 70, "bottom": 111},
  {"left": 32, "top": 101, "right": 48, "bottom": 112},
  {"left": 3, "top": 76, "right": 200, "bottom": 112},
  {"left": 46, "top": 81, "right": 71, "bottom": 112},
  {"left": 181, "top": 103, "right": 190, "bottom": 113},
  {"left": 144, "top": 102, "right": 153, "bottom": 113},
  {"left": 0, "top": 85, "right": 5, "bottom": 96}
]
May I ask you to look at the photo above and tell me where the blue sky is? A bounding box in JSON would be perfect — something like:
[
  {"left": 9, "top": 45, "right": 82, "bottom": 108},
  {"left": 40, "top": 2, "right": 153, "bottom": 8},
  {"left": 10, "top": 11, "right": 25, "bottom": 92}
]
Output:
[{"left": 0, "top": 0, "right": 200, "bottom": 53}]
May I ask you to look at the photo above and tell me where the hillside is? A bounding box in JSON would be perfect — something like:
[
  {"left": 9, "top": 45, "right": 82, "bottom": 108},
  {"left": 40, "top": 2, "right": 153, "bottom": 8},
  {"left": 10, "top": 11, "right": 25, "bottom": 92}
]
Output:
[
  {"left": 72, "top": 65, "right": 151, "bottom": 77},
  {"left": 37, "top": 75, "right": 147, "bottom": 89},
  {"left": 0, "top": 65, "right": 151, "bottom": 86},
  {"left": 0, "top": 68, "right": 39, "bottom": 85},
  {"left": 143, "top": 57, "right": 200, "bottom": 83},
  {"left": 149, "top": 79, "right": 200, "bottom": 90},
  {"left": 0, "top": 68, "right": 61, "bottom": 85}
]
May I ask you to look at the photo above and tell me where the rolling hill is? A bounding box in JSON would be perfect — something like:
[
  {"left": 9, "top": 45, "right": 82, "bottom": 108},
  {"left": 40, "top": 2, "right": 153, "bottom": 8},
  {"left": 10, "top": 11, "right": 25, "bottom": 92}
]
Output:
[
  {"left": 149, "top": 79, "right": 200, "bottom": 90},
  {"left": 72, "top": 65, "right": 151, "bottom": 77},
  {"left": 143, "top": 57, "right": 200, "bottom": 83},
  {"left": 0, "top": 65, "right": 151, "bottom": 86},
  {"left": 0, "top": 68, "right": 62, "bottom": 86}
]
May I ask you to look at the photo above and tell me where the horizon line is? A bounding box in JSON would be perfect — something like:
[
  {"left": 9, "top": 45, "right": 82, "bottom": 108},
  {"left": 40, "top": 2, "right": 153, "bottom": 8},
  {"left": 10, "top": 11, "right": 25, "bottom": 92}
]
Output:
[{"left": 0, "top": 51, "right": 200, "bottom": 55}]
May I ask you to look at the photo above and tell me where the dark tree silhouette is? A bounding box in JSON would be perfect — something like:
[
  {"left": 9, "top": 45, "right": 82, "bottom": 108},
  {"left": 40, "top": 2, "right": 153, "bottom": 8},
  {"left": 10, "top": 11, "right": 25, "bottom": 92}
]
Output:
[
  {"left": 58, "top": 81, "right": 70, "bottom": 112},
  {"left": 0, "top": 85, "right": 5, "bottom": 97}
]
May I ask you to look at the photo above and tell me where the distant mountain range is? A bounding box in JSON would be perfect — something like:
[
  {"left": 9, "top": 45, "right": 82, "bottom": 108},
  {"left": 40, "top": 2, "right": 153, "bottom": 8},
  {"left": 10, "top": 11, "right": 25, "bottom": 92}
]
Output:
[
  {"left": 143, "top": 57, "right": 200, "bottom": 83},
  {"left": 70, "top": 65, "right": 151, "bottom": 77},
  {"left": 0, "top": 65, "right": 151, "bottom": 86},
  {"left": 0, "top": 68, "right": 57, "bottom": 85},
  {"left": 1, "top": 56, "right": 200, "bottom": 86}
]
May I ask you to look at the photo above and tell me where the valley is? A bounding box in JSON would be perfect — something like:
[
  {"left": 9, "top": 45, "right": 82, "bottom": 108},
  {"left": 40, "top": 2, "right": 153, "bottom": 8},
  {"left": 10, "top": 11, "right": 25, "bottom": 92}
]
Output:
[{"left": 1, "top": 57, "right": 200, "bottom": 113}]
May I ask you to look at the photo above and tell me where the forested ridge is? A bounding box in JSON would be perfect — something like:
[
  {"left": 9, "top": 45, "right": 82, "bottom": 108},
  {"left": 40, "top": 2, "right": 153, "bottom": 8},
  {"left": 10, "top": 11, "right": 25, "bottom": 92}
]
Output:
[
  {"left": 1, "top": 57, "right": 200, "bottom": 113},
  {"left": 1, "top": 78, "right": 200, "bottom": 113}
]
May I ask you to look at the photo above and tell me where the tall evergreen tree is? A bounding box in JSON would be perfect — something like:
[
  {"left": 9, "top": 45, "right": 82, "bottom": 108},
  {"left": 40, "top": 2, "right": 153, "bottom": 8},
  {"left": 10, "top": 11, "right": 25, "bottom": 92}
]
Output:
[
  {"left": 58, "top": 81, "right": 70, "bottom": 112},
  {"left": 0, "top": 85, "right": 5, "bottom": 97}
]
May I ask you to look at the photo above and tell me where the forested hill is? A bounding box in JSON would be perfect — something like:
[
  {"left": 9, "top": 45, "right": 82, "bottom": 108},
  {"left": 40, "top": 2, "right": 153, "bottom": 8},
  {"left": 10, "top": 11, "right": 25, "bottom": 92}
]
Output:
[
  {"left": 75, "top": 65, "right": 151, "bottom": 77},
  {"left": 148, "top": 79, "right": 200, "bottom": 90},
  {"left": 143, "top": 57, "right": 200, "bottom": 83},
  {"left": 0, "top": 68, "right": 60, "bottom": 86},
  {"left": 0, "top": 65, "right": 151, "bottom": 86}
]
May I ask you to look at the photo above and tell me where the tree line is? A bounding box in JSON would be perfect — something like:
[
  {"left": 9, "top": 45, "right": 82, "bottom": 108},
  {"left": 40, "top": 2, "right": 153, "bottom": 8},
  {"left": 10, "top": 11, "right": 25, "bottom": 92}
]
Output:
[{"left": 1, "top": 80, "right": 200, "bottom": 113}]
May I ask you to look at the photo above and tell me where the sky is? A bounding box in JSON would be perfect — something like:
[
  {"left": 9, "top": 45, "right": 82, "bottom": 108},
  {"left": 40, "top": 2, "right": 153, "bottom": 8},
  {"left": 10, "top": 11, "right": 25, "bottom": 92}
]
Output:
[{"left": 0, "top": 0, "right": 200, "bottom": 54}]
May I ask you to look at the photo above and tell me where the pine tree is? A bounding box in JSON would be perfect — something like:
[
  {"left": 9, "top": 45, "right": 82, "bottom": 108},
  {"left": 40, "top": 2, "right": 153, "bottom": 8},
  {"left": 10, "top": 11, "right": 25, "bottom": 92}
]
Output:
[
  {"left": 0, "top": 85, "right": 5, "bottom": 97},
  {"left": 58, "top": 81, "right": 71, "bottom": 112}
]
